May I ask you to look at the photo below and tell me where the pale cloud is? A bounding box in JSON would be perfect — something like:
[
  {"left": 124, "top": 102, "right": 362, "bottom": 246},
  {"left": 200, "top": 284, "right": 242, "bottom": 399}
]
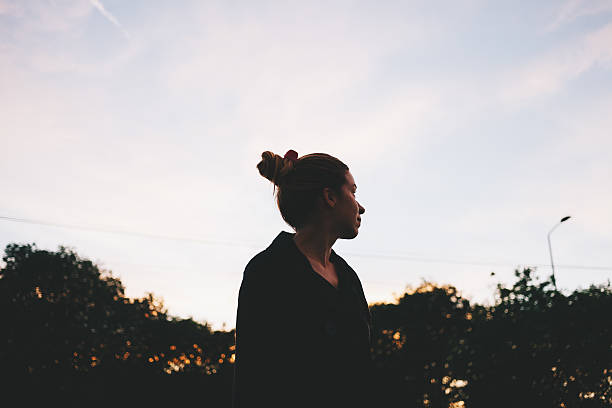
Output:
[
  {"left": 0, "top": 0, "right": 18, "bottom": 15},
  {"left": 165, "top": 4, "right": 429, "bottom": 94},
  {"left": 0, "top": 0, "right": 92, "bottom": 33},
  {"left": 548, "top": 0, "right": 612, "bottom": 31},
  {"left": 160, "top": 2, "right": 441, "bottom": 166},
  {"left": 242, "top": 85, "right": 441, "bottom": 167},
  {"left": 447, "top": 92, "right": 612, "bottom": 259},
  {"left": 2, "top": 1, "right": 611, "bottom": 328},
  {"left": 0, "top": 0, "right": 137, "bottom": 75},
  {"left": 0, "top": 0, "right": 127, "bottom": 41},
  {"left": 500, "top": 22, "right": 612, "bottom": 104},
  {"left": 24, "top": 38, "right": 141, "bottom": 75}
]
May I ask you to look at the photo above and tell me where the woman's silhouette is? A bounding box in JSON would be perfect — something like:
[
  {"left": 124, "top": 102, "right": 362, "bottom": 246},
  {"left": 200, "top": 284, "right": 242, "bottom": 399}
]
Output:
[{"left": 232, "top": 150, "right": 373, "bottom": 408}]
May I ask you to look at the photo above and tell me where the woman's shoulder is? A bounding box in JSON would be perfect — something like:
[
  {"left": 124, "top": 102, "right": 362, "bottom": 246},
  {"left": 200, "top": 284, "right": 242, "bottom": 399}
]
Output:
[
  {"left": 241, "top": 243, "right": 291, "bottom": 283},
  {"left": 243, "top": 231, "right": 302, "bottom": 275},
  {"left": 239, "top": 245, "right": 299, "bottom": 303},
  {"left": 243, "top": 250, "right": 273, "bottom": 279}
]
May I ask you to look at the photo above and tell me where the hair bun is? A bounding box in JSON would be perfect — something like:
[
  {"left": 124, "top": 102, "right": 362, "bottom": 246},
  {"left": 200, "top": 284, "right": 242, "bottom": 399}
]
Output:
[{"left": 257, "top": 151, "right": 296, "bottom": 186}]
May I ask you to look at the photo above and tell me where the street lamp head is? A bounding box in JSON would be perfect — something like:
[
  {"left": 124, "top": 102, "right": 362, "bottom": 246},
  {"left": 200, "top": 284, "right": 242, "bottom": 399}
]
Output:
[{"left": 560, "top": 216, "right": 571, "bottom": 223}]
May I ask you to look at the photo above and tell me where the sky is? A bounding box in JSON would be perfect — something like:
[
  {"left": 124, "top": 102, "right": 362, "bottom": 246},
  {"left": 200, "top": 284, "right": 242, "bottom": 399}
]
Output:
[{"left": 1, "top": 0, "right": 611, "bottom": 331}]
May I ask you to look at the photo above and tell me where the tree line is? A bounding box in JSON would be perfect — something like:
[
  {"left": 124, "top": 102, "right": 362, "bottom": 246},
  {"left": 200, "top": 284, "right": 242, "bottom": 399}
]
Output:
[{"left": 1, "top": 243, "right": 609, "bottom": 407}]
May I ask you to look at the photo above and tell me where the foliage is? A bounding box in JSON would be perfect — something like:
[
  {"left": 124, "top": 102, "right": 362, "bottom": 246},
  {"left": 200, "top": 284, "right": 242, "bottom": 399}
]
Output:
[
  {"left": 1, "top": 243, "right": 610, "bottom": 407},
  {"left": 369, "top": 282, "right": 474, "bottom": 407},
  {"left": 0, "top": 243, "right": 235, "bottom": 406},
  {"left": 462, "top": 269, "right": 611, "bottom": 408},
  {"left": 369, "top": 269, "right": 612, "bottom": 408}
]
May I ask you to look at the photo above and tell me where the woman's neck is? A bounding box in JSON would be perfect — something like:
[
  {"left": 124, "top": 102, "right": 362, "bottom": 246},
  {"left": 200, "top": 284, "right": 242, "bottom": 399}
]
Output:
[{"left": 293, "top": 225, "right": 337, "bottom": 267}]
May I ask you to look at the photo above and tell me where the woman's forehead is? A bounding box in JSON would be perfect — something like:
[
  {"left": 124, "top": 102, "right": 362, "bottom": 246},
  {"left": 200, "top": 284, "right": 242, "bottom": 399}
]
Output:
[{"left": 345, "top": 171, "right": 356, "bottom": 186}]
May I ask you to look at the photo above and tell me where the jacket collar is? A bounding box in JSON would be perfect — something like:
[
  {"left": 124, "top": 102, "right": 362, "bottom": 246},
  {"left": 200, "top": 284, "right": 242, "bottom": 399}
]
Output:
[{"left": 268, "top": 230, "right": 341, "bottom": 266}]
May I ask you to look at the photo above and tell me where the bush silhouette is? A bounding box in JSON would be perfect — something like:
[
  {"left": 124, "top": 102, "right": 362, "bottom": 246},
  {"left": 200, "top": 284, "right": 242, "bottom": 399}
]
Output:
[
  {"left": 1, "top": 243, "right": 609, "bottom": 407},
  {"left": 0, "top": 243, "right": 235, "bottom": 406},
  {"left": 369, "top": 269, "right": 611, "bottom": 407}
]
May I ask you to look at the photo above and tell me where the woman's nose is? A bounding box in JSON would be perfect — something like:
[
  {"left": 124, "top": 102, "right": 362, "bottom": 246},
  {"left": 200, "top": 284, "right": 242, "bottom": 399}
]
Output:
[{"left": 358, "top": 203, "right": 365, "bottom": 214}]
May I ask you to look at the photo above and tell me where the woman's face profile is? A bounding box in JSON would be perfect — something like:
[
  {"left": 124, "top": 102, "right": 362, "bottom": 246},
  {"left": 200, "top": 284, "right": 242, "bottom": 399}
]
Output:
[{"left": 335, "top": 170, "right": 365, "bottom": 239}]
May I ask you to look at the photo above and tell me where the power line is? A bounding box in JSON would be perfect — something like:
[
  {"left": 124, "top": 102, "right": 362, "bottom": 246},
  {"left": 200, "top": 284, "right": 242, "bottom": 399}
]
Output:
[
  {"left": 341, "top": 251, "right": 612, "bottom": 271},
  {"left": 1, "top": 215, "right": 611, "bottom": 272},
  {"left": 0, "top": 215, "right": 262, "bottom": 249}
]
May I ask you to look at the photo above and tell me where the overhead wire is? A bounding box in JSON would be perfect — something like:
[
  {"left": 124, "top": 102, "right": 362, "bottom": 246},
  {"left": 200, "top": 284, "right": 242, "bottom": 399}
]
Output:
[
  {"left": 1, "top": 215, "right": 611, "bottom": 272},
  {"left": 0, "top": 215, "right": 262, "bottom": 249}
]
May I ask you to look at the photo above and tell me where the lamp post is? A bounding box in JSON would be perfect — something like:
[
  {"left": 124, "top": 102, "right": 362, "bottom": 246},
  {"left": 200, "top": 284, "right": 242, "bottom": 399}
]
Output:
[{"left": 548, "top": 216, "right": 571, "bottom": 291}]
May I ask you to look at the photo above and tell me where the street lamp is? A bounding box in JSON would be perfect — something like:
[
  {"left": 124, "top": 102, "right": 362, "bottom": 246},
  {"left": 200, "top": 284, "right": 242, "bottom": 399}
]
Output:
[{"left": 548, "top": 216, "right": 571, "bottom": 291}]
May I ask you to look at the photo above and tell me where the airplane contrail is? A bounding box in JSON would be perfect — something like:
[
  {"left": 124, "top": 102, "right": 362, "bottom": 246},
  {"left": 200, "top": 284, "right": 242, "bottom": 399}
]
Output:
[{"left": 90, "top": 0, "right": 130, "bottom": 39}]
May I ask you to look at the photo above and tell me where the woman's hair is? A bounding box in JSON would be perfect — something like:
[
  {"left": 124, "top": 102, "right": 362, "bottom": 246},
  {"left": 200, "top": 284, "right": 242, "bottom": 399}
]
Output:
[{"left": 257, "top": 151, "right": 349, "bottom": 230}]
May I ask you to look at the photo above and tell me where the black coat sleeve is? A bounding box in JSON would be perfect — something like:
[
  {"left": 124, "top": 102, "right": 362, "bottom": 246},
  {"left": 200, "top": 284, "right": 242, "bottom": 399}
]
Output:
[{"left": 232, "top": 256, "right": 292, "bottom": 408}]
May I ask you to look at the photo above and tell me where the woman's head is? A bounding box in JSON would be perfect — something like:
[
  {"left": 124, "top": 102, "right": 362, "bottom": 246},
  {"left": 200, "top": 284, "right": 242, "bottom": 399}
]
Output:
[{"left": 257, "top": 150, "right": 365, "bottom": 237}]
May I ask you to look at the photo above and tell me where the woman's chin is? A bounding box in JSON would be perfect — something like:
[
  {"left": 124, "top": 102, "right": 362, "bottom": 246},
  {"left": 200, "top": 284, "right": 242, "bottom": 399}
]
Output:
[{"left": 340, "top": 228, "right": 359, "bottom": 240}]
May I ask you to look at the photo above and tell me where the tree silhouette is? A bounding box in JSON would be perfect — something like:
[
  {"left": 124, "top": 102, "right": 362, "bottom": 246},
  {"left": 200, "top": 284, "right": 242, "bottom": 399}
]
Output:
[
  {"left": 369, "top": 282, "right": 474, "bottom": 407},
  {"left": 1, "top": 243, "right": 609, "bottom": 407},
  {"left": 462, "top": 269, "right": 611, "bottom": 407},
  {"left": 0, "top": 243, "right": 235, "bottom": 406},
  {"left": 369, "top": 269, "right": 611, "bottom": 408}
]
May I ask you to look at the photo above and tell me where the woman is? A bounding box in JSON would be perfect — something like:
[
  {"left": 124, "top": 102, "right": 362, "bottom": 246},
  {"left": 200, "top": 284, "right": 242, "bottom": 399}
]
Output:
[{"left": 232, "top": 150, "right": 373, "bottom": 408}]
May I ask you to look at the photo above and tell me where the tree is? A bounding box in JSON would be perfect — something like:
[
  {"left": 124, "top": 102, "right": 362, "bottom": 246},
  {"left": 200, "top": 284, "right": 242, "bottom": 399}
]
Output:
[
  {"left": 463, "top": 269, "right": 611, "bottom": 408},
  {"left": 0, "top": 243, "right": 235, "bottom": 406},
  {"left": 3, "top": 243, "right": 609, "bottom": 407},
  {"left": 369, "top": 282, "right": 473, "bottom": 407},
  {"left": 368, "top": 269, "right": 612, "bottom": 408}
]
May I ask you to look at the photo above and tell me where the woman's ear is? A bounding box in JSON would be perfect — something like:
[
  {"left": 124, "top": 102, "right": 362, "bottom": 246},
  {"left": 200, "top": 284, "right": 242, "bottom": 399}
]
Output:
[{"left": 321, "top": 187, "right": 337, "bottom": 209}]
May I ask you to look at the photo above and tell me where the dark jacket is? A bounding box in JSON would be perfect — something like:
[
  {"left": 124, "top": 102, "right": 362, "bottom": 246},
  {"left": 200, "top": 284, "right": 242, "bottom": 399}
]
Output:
[{"left": 232, "top": 231, "right": 375, "bottom": 408}]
